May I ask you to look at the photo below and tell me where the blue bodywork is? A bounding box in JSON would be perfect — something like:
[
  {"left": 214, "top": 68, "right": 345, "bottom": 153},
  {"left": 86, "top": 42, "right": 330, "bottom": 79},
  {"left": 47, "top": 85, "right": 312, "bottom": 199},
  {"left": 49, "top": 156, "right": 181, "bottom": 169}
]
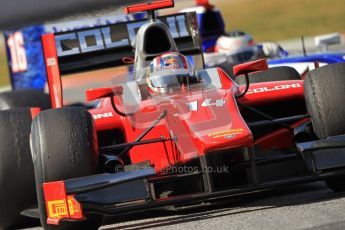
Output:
[
  {"left": 4, "top": 25, "right": 47, "bottom": 90},
  {"left": 195, "top": 9, "right": 225, "bottom": 52},
  {"left": 268, "top": 52, "right": 345, "bottom": 65}
]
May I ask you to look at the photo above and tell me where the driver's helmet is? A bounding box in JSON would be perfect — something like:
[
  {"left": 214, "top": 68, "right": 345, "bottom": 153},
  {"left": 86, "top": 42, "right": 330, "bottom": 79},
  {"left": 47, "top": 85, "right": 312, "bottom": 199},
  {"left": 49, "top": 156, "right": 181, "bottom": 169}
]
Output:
[
  {"left": 215, "top": 30, "right": 259, "bottom": 63},
  {"left": 147, "top": 52, "right": 198, "bottom": 94}
]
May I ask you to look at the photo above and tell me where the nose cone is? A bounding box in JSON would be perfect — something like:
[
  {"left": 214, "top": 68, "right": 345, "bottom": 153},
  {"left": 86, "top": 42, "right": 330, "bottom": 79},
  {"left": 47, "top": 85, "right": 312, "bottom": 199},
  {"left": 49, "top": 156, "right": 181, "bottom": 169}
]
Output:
[{"left": 170, "top": 89, "right": 253, "bottom": 159}]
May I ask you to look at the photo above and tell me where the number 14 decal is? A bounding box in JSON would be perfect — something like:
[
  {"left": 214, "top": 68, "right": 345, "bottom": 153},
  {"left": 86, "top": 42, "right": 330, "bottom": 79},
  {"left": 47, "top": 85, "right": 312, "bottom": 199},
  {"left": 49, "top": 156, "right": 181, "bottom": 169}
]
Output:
[
  {"left": 188, "top": 99, "right": 225, "bottom": 111},
  {"left": 7, "top": 32, "right": 28, "bottom": 73}
]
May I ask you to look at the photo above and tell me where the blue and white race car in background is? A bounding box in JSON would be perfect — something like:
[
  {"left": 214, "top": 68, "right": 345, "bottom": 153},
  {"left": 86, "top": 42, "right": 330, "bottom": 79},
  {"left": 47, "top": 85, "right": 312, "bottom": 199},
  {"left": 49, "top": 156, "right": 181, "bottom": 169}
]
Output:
[{"left": 182, "top": 0, "right": 345, "bottom": 75}]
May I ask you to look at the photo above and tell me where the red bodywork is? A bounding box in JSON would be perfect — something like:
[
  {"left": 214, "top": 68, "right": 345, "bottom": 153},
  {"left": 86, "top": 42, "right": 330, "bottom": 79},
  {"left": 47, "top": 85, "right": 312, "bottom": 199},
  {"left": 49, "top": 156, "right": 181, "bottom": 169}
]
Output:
[
  {"left": 43, "top": 182, "right": 84, "bottom": 225},
  {"left": 124, "top": 0, "right": 174, "bottom": 14},
  {"left": 233, "top": 59, "right": 268, "bottom": 76},
  {"left": 41, "top": 34, "right": 305, "bottom": 172},
  {"left": 42, "top": 33, "right": 63, "bottom": 108}
]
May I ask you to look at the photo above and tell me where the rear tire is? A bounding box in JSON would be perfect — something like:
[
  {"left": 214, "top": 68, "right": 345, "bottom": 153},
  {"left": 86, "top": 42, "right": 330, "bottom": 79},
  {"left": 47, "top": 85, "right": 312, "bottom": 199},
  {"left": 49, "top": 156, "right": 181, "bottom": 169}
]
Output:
[
  {"left": 0, "top": 90, "right": 51, "bottom": 110},
  {"left": 0, "top": 108, "right": 36, "bottom": 229},
  {"left": 304, "top": 63, "right": 345, "bottom": 192},
  {"left": 30, "top": 107, "right": 101, "bottom": 229},
  {"left": 235, "top": 66, "right": 300, "bottom": 85}
]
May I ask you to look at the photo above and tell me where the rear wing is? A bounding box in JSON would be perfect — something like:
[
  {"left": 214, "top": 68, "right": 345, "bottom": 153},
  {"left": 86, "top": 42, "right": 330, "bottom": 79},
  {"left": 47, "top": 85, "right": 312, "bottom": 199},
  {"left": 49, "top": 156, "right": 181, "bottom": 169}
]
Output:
[
  {"left": 52, "top": 12, "right": 202, "bottom": 74},
  {"left": 42, "top": 12, "right": 202, "bottom": 108},
  {"left": 4, "top": 14, "right": 137, "bottom": 91}
]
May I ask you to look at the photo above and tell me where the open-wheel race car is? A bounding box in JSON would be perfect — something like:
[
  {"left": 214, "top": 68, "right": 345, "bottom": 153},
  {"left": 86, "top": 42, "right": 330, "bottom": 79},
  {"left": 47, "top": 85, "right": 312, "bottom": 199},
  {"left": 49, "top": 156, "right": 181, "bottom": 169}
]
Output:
[{"left": 2, "top": 0, "right": 345, "bottom": 229}]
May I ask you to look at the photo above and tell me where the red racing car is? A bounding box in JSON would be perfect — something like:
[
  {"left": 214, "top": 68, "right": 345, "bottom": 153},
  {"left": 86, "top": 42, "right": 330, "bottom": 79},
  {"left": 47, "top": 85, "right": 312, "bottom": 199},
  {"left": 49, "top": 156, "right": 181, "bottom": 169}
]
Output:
[{"left": 1, "top": 1, "right": 345, "bottom": 229}]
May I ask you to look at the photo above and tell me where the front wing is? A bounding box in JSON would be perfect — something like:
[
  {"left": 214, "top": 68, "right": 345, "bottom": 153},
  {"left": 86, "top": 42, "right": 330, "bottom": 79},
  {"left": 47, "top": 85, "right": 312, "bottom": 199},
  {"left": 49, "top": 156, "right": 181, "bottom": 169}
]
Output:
[{"left": 42, "top": 134, "right": 345, "bottom": 225}]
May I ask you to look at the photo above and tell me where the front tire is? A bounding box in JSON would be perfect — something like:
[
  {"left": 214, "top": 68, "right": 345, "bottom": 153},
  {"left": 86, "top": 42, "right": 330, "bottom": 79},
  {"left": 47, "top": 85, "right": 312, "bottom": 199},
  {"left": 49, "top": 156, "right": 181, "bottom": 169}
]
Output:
[
  {"left": 30, "top": 107, "right": 101, "bottom": 229},
  {"left": 304, "top": 63, "right": 345, "bottom": 192}
]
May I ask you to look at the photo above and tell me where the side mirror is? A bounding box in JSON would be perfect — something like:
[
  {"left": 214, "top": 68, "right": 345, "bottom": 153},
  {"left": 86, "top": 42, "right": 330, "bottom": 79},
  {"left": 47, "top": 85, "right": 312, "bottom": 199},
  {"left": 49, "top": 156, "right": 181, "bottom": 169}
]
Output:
[
  {"left": 233, "top": 59, "right": 268, "bottom": 98},
  {"left": 233, "top": 59, "right": 268, "bottom": 77},
  {"left": 86, "top": 86, "right": 123, "bottom": 102}
]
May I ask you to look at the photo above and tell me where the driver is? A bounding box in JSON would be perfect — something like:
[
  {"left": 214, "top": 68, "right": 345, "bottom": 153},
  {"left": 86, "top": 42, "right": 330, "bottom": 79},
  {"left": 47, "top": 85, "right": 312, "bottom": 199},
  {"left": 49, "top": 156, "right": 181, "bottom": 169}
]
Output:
[
  {"left": 215, "top": 30, "right": 259, "bottom": 63},
  {"left": 215, "top": 30, "right": 288, "bottom": 62},
  {"left": 146, "top": 52, "right": 199, "bottom": 94}
]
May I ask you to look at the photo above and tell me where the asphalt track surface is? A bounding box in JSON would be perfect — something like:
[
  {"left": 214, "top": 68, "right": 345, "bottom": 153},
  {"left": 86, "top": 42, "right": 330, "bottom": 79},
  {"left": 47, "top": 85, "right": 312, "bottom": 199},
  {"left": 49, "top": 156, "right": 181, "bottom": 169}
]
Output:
[{"left": 20, "top": 181, "right": 345, "bottom": 230}]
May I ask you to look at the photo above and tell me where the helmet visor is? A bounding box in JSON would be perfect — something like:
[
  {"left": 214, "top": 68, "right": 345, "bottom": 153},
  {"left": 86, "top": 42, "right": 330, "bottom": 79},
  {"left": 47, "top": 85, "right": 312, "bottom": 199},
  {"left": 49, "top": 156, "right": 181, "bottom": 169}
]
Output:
[{"left": 148, "top": 69, "right": 198, "bottom": 91}]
